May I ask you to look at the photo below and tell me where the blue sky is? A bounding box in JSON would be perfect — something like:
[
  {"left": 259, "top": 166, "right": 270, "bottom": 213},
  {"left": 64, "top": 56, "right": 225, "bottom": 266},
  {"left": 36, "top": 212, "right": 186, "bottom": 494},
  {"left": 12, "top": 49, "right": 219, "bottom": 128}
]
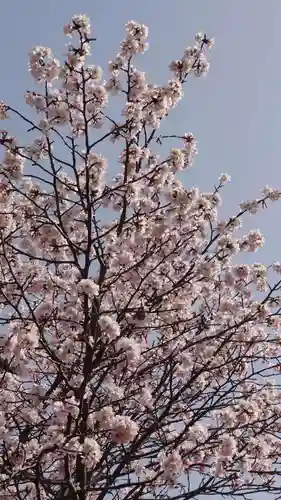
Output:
[{"left": 2, "top": 0, "right": 281, "bottom": 266}]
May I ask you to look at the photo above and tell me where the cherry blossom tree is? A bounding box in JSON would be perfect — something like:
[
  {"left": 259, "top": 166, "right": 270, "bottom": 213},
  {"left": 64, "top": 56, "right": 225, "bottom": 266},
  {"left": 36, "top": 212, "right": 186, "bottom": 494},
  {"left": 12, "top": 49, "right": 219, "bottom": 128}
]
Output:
[{"left": 0, "top": 12, "right": 281, "bottom": 500}]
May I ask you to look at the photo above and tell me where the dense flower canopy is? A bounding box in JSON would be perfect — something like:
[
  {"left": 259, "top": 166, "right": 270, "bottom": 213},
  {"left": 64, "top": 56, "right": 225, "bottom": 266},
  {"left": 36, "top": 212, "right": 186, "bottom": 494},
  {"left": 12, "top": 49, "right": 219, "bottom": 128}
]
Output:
[{"left": 0, "top": 12, "right": 280, "bottom": 500}]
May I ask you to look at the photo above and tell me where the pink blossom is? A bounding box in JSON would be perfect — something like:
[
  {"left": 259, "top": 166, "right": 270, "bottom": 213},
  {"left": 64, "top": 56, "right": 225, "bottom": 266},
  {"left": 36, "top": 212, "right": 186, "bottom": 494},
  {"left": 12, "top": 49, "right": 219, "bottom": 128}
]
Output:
[
  {"left": 219, "top": 435, "right": 237, "bottom": 460},
  {"left": 94, "top": 406, "right": 116, "bottom": 430},
  {"left": 0, "top": 101, "right": 8, "bottom": 120},
  {"left": 78, "top": 278, "right": 99, "bottom": 297},
  {"left": 161, "top": 449, "right": 184, "bottom": 481},
  {"left": 98, "top": 315, "right": 120, "bottom": 340},
  {"left": 110, "top": 415, "right": 139, "bottom": 444},
  {"left": 83, "top": 438, "right": 101, "bottom": 467}
]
